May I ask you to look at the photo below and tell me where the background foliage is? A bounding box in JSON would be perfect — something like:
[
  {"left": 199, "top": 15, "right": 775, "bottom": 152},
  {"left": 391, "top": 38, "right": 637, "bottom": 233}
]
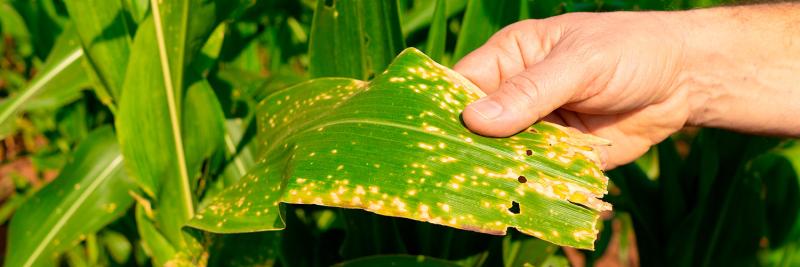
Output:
[{"left": 1, "top": 0, "right": 800, "bottom": 266}]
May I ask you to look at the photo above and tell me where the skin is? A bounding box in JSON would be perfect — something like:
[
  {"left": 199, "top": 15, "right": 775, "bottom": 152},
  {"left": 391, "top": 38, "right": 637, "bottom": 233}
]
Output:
[{"left": 455, "top": 3, "right": 800, "bottom": 169}]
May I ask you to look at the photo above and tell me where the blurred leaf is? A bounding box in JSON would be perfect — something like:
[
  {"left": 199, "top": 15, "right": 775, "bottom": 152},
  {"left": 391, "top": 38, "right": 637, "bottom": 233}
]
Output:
[
  {"left": 182, "top": 79, "right": 226, "bottom": 187},
  {"left": 193, "top": 23, "right": 227, "bottom": 76},
  {"left": 333, "top": 255, "right": 462, "bottom": 267},
  {"left": 207, "top": 118, "right": 257, "bottom": 200},
  {"left": 122, "top": 0, "right": 149, "bottom": 24},
  {"left": 0, "top": 1, "right": 33, "bottom": 56},
  {"left": 101, "top": 230, "right": 133, "bottom": 264},
  {"left": 5, "top": 126, "right": 136, "bottom": 267},
  {"left": 401, "top": 0, "right": 468, "bottom": 36},
  {"left": 0, "top": 24, "right": 87, "bottom": 139},
  {"left": 191, "top": 48, "right": 610, "bottom": 249},
  {"left": 309, "top": 0, "right": 406, "bottom": 80},
  {"left": 502, "top": 235, "right": 559, "bottom": 267},
  {"left": 207, "top": 232, "right": 280, "bottom": 267},
  {"left": 134, "top": 203, "right": 177, "bottom": 266},
  {"left": 64, "top": 0, "right": 132, "bottom": 105},
  {"left": 10, "top": 0, "right": 67, "bottom": 59},
  {"left": 750, "top": 141, "right": 800, "bottom": 266},
  {"left": 115, "top": 0, "right": 226, "bottom": 248},
  {"left": 425, "top": 0, "right": 447, "bottom": 63},
  {"left": 453, "top": 0, "right": 524, "bottom": 62}
]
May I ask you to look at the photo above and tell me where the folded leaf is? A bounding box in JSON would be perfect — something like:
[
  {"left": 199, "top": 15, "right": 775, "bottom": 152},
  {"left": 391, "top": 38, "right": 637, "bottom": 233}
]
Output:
[{"left": 190, "top": 48, "right": 610, "bottom": 249}]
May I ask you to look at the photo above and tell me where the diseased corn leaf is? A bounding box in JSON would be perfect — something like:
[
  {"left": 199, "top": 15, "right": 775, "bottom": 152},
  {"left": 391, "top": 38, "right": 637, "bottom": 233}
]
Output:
[
  {"left": 115, "top": 0, "right": 224, "bottom": 248},
  {"left": 190, "top": 48, "right": 610, "bottom": 249},
  {"left": 63, "top": 0, "right": 131, "bottom": 104},
  {"left": 4, "top": 127, "right": 136, "bottom": 267},
  {"left": 308, "top": 0, "right": 405, "bottom": 80},
  {"left": 0, "top": 23, "right": 88, "bottom": 139}
]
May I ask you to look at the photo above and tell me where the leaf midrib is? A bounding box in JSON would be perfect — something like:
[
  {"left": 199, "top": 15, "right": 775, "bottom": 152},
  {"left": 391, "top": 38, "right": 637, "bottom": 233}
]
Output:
[
  {"left": 23, "top": 155, "right": 123, "bottom": 267},
  {"left": 149, "top": 0, "right": 193, "bottom": 218},
  {"left": 0, "top": 48, "right": 84, "bottom": 126}
]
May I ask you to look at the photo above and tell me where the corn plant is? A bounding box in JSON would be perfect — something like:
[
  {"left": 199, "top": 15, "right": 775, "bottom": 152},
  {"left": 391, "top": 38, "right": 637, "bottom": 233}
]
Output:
[{"left": 1, "top": 0, "right": 799, "bottom": 266}]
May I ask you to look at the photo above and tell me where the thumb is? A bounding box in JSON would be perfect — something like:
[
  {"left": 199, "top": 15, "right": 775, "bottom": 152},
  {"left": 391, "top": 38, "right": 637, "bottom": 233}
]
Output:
[{"left": 461, "top": 54, "right": 589, "bottom": 137}]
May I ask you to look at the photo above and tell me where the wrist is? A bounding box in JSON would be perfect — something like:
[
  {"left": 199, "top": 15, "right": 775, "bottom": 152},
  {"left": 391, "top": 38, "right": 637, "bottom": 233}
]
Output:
[{"left": 672, "top": 4, "right": 800, "bottom": 135}]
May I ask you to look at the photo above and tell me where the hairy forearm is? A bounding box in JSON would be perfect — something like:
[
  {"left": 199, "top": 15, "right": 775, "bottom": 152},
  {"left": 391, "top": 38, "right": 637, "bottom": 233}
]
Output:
[{"left": 677, "top": 3, "right": 800, "bottom": 135}]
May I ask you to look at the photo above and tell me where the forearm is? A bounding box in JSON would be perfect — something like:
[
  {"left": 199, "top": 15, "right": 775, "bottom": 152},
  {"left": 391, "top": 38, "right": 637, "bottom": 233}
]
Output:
[{"left": 677, "top": 3, "right": 800, "bottom": 135}]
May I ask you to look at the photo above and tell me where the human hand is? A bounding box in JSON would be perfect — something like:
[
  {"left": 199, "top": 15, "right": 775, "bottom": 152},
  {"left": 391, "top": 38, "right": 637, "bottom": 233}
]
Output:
[{"left": 456, "top": 12, "right": 694, "bottom": 169}]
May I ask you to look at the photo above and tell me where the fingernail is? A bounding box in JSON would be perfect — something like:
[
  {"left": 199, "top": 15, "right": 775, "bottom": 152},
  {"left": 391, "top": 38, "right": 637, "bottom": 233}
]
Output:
[{"left": 468, "top": 98, "right": 503, "bottom": 120}]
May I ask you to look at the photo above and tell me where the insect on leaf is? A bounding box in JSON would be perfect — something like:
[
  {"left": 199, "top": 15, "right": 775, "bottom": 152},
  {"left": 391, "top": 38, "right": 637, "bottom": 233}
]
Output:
[{"left": 190, "top": 48, "right": 611, "bottom": 249}]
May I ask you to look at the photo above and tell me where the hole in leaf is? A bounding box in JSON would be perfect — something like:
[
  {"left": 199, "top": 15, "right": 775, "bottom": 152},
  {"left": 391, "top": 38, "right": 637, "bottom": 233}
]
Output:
[
  {"left": 324, "top": 0, "right": 335, "bottom": 7},
  {"left": 525, "top": 149, "right": 532, "bottom": 156},
  {"left": 517, "top": 176, "right": 527, "bottom": 183},
  {"left": 508, "top": 201, "right": 520, "bottom": 214}
]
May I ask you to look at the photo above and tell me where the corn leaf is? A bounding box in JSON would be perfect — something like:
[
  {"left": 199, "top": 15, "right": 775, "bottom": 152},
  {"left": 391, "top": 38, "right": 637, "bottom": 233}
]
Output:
[
  {"left": 115, "top": 0, "right": 224, "bottom": 248},
  {"left": 190, "top": 48, "right": 610, "bottom": 249},
  {"left": 0, "top": 23, "right": 88, "bottom": 139},
  {"left": 4, "top": 127, "right": 136, "bottom": 267},
  {"left": 308, "top": 0, "right": 405, "bottom": 80},
  {"left": 452, "top": 0, "right": 525, "bottom": 62},
  {"left": 424, "top": 0, "right": 447, "bottom": 63},
  {"left": 63, "top": 0, "right": 132, "bottom": 104},
  {"left": 401, "top": 0, "right": 467, "bottom": 36}
]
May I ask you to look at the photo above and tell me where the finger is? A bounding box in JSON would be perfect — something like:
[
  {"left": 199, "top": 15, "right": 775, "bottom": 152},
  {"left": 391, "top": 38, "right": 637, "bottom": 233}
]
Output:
[
  {"left": 462, "top": 52, "right": 592, "bottom": 137},
  {"left": 453, "top": 20, "right": 549, "bottom": 94}
]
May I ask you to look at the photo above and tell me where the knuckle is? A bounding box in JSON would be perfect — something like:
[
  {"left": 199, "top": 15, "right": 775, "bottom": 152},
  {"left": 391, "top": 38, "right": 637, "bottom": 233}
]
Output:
[{"left": 502, "top": 75, "right": 543, "bottom": 113}]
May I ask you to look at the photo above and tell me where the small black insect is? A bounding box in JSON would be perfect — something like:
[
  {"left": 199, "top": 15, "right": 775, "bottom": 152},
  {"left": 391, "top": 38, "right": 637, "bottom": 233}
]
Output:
[{"left": 517, "top": 176, "right": 527, "bottom": 183}]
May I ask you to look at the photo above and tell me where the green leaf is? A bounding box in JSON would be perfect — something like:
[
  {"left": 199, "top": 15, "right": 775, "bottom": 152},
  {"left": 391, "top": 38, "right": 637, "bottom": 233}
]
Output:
[
  {"left": 401, "top": 0, "right": 467, "bottom": 36},
  {"left": 10, "top": 0, "right": 67, "bottom": 59},
  {"left": 191, "top": 48, "right": 610, "bottom": 249},
  {"left": 0, "top": 2, "right": 33, "bottom": 57},
  {"left": 502, "top": 235, "right": 559, "bottom": 267},
  {"left": 64, "top": 0, "right": 132, "bottom": 104},
  {"left": 115, "top": 0, "right": 224, "bottom": 248},
  {"left": 101, "top": 231, "right": 133, "bottom": 265},
  {"left": 207, "top": 232, "right": 280, "bottom": 267},
  {"left": 424, "top": 0, "right": 447, "bottom": 63},
  {"left": 134, "top": 203, "right": 177, "bottom": 266},
  {"left": 4, "top": 126, "right": 136, "bottom": 267},
  {"left": 452, "top": 0, "right": 525, "bottom": 62},
  {"left": 332, "top": 255, "right": 462, "bottom": 267},
  {"left": 308, "top": 0, "right": 405, "bottom": 80},
  {"left": 0, "top": 23, "right": 88, "bottom": 139}
]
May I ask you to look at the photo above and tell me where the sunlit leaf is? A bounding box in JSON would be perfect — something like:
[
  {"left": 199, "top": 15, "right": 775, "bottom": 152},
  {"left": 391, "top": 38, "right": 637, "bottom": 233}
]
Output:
[
  {"left": 115, "top": 0, "right": 225, "bottom": 248},
  {"left": 4, "top": 127, "right": 136, "bottom": 267},
  {"left": 190, "top": 48, "right": 610, "bottom": 249}
]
